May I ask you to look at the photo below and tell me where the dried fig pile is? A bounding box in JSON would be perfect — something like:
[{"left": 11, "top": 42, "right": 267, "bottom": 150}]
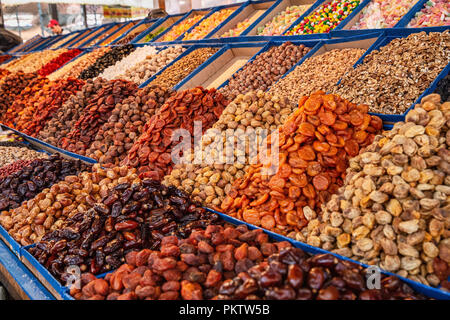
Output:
[
  {"left": 122, "top": 87, "right": 228, "bottom": 181},
  {"left": 221, "top": 92, "right": 382, "bottom": 235},
  {"left": 60, "top": 79, "right": 139, "bottom": 155},
  {"left": 301, "top": 94, "right": 449, "bottom": 289},
  {"left": 0, "top": 165, "right": 138, "bottom": 246},
  {"left": 29, "top": 179, "right": 221, "bottom": 282},
  {"left": 37, "top": 78, "right": 109, "bottom": 147},
  {"left": 86, "top": 85, "right": 174, "bottom": 166}
]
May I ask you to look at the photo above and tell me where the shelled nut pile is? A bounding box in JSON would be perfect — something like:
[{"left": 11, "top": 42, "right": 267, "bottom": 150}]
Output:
[
  {"left": 300, "top": 94, "right": 450, "bottom": 289},
  {"left": 29, "top": 180, "right": 220, "bottom": 281},
  {"left": 150, "top": 48, "right": 218, "bottom": 89},
  {"left": 219, "top": 42, "right": 311, "bottom": 101},
  {"left": 122, "top": 87, "right": 227, "bottom": 180},
  {"left": 0, "top": 165, "right": 137, "bottom": 246},
  {"left": 333, "top": 31, "right": 450, "bottom": 114},
  {"left": 37, "top": 78, "right": 109, "bottom": 147},
  {"left": 0, "top": 146, "right": 47, "bottom": 169},
  {"left": 119, "top": 46, "right": 185, "bottom": 85},
  {"left": 86, "top": 85, "right": 174, "bottom": 166},
  {"left": 269, "top": 48, "right": 366, "bottom": 104},
  {"left": 221, "top": 92, "right": 382, "bottom": 235},
  {"left": 163, "top": 91, "right": 296, "bottom": 207}
]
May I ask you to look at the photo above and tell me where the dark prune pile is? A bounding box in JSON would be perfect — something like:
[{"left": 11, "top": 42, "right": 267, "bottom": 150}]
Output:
[
  {"left": 216, "top": 248, "right": 425, "bottom": 300},
  {"left": 0, "top": 154, "right": 88, "bottom": 211},
  {"left": 434, "top": 72, "right": 449, "bottom": 102},
  {"left": 29, "top": 179, "right": 221, "bottom": 282}
]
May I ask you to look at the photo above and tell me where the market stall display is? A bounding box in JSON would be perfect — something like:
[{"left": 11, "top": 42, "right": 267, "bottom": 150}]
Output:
[
  {"left": 298, "top": 94, "right": 449, "bottom": 289},
  {"left": 287, "top": 0, "right": 362, "bottom": 34},
  {"left": 351, "top": 0, "right": 419, "bottom": 29},
  {"left": 408, "top": 0, "right": 450, "bottom": 28}
]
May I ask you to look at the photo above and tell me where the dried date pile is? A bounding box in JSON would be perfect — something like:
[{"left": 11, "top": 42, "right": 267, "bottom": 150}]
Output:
[
  {"left": 122, "top": 87, "right": 228, "bottom": 180},
  {"left": 219, "top": 42, "right": 311, "bottom": 101},
  {"left": 434, "top": 72, "right": 449, "bottom": 102},
  {"left": 79, "top": 45, "right": 135, "bottom": 80},
  {"left": 333, "top": 31, "right": 450, "bottom": 114},
  {"left": 0, "top": 165, "right": 138, "bottom": 246},
  {"left": 86, "top": 85, "right": 174, "bottom": 166},
  {"left": 0, "top": 154, "right": 87, "bottom": 212},
  {"left": 150, "top": 48, "right": 218, "bottom": 89},
  {"left": 269, "top": 48, "right": 365, "bottom": 104},
  {"left": 221, "top": 92, "right": 382, "bottom": 235},
  {"left": 163, "top": 91, "right": 296, "bottom": 207},
  {"left": 301, "top": 94, "right": 449, "bottom": 289},
  {"left": 37, "top": 78, "right": 109, "bottom": 147},
  {"left": 0, "top": 71, "right": 37, "bottom": 115},
  {"left": 29, "top": 179, "right": 220, "bottom": 282},
  {"left": 15, "top": 78, "right": 86, "bottom": 137},
  {"left": 1, "top": 76, "right": 50, "bottom": 127},
  {"left": 217, "top": 248, "right": 424, "bottom": 300},
  {"left": 60, "top": 79, "right": 138, "bottom": 155},
  {"left": 71, "top": 224, "right": 292, "bottom": 300}
]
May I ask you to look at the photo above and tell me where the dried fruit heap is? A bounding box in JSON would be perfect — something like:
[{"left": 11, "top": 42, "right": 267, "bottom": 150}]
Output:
[
  {"left": 300, "top": 93, "right": 450, "bottom": 289},
  {"left": 0, "top": 72, "right": 37, "bottom": 115},
  {"left": 221, "top": 92, "right": 382, "bottom": 235},
  {"left": 61, "top": 79, "right": 138, "bottom": 155},
  {"left": 71, "top": 224, "right": 292, "bottom": 300},
  {"left": 217, "top": 247, "right": 424, "bottom": 300},
  {"left": 29, "top": 180, "right": 220, "bottom": 282},
  {"left": 122, "top": 87, "right": 228, "bottom": 180},
  {"left": 16, "top": 78, "right": 86, "bottom": 137},
  {"left": 86, "top": 85, "right": 174, "bottom": 166},
  {"left": 37, "top": 49, "right": 82, "bottom": 77}
]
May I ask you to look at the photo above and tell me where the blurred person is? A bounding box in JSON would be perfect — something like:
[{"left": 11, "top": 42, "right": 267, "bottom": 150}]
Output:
[{"left": 48, "top": 19, "right": 63, "bottom": 35}]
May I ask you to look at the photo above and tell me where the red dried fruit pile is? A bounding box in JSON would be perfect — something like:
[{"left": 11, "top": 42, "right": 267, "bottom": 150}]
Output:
[
  {"left": 0, "top": 68, "right": 10, "bottom": 80},
  {"left": 216, "top": 248, "right": 425, "bottom": 300},
  {"left": 0, "top": 159, "right": 34, "bottom": 180},
  {"left": 60, "top": 79, "right": 138, "bottom": 155},
  {"left": 0, "top": 55, "right": 12, "bottom": 64},
  {"left": 70, "top": 224, "right": 292, "bottom": 300},
  {"left": 0, "top": 71, "right": 37, "bottom": 115},
  {"left": 122, "top": 87, "right": 228, "bottom": 180},
  {"left": 37, "top": 49, "right": 82, "bottom": 77},
  {"left": 1, "top": 76, "right": 50, "bottom": 127},
  {"left": 221, "top": 92, "right": 382, "bottom": 235},
  {"left": 15, "top": 78, "right": 86, "bottom": 136}
]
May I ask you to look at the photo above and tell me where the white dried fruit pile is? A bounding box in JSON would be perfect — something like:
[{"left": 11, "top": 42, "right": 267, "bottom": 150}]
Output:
[{"left": 297, "top": 93, "right": 450, "bottom": 289}]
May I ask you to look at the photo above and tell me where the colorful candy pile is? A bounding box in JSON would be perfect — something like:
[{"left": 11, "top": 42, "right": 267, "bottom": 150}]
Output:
[
  {"left": 352, "top": 0, "right": 419, "bottom": 29},
  {"left": 161, "top": 16, "right": 204, "bottom": 42},
  {"left": 257, "top": 5, "right": 311, "bottom": 36},
  {"left": 408, "top": 0, "right": 450, "bottom": 28},
  {"left": 221, "top": 18, "right": 253, "bottom": 38},
  {"left": 183, "top": 9, "right": 236, "bottom": 40},
  {"left": 287, "top": 0, "right": 361, "bottom": 34}
]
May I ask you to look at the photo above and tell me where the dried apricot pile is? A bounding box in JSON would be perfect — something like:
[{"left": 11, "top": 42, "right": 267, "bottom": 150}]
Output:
[{"left": 221, "top": 92, "right": 382, "bottom": 236}]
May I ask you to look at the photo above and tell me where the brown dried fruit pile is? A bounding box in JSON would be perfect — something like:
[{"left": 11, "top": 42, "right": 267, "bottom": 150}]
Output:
[
  {"left": 0, "top": 71, "right": 37, "bottom": 115},
  {"left": 221, "top": 92, "right": 382, "bottom": 235},
  {"left": 60, "top": 79, "right": 139, "bottom": 155},
  {"left": 300, "top": 93, "right": 450, "bottom": 289},
  {"left": 85, "top": 85, "right": 174, "bottom": 166},
  {"left": 122, "top": 87, "right": 228, "bottom": 181},
  {"left": 333, "top": 31, "right": 450, "bottom": 114},
  {"left": 71, "top": 224, "right": 292, "bottom": 300},
  {"left": 37, "top": 78, "right": 109, "bottom": 147}
]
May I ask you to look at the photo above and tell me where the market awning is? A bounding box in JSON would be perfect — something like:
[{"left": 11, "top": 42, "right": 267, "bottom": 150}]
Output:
[{"left": 1, "top": 0, "right": 157, "bottom": 9}]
